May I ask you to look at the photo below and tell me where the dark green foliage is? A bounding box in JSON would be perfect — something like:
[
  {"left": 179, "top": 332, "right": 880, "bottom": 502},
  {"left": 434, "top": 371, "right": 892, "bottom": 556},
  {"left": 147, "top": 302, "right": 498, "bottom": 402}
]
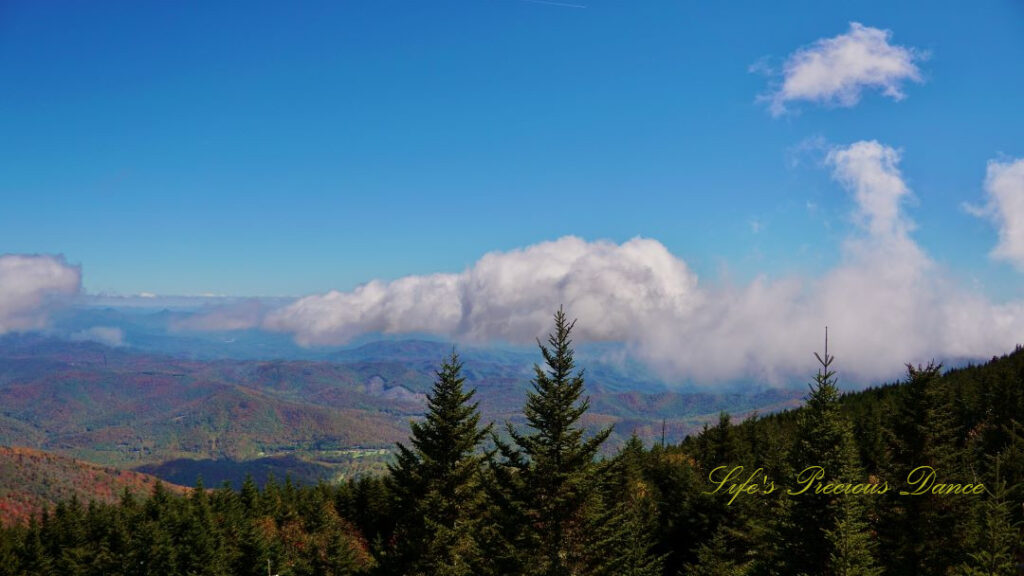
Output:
[
  {"left": 637, "top": 443, "right": 708, "bottom": 574},
  {"left": 683, "top": 525, "right": 752, "bottom": 576},
  {"left": 696, "top": 412, "right": 751, "bottom": 470},
  {"left": 0, "top": 477, "right": 375, "bottom": 576},
  {"left": 382, "top": 350, "right": 492, "bottom": 575},
  {"left": 878, "top": 362, "right": 972, "bottom": 574},
  {"left": 783, "top": 336, "right": 880, "bottom": 576},
  {"left": 825, "top": 493, "right": 882, "bottom": 576},
  {"left": 595, "top": 435, "right": 666, "bottom": 576},
  {"left": 488, "top": 309, "right": 616, "bottom": 575},
  {"left": 958, "top": 457, "right": 1022, "bottom": 576}
]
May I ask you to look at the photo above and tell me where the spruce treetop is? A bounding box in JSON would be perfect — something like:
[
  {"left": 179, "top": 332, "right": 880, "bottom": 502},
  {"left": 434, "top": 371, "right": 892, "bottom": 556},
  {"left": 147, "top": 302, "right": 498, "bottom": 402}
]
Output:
[{"left": 512, "top": 307, "right": 611, "bottom": 467}]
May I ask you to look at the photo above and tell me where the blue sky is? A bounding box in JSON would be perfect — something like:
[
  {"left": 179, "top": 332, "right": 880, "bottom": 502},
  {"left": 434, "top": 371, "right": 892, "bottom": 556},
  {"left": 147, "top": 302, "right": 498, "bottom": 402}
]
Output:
[
  {"left": 2, "top": 1, "right": 1023, "bottom": 383},
  {"left": 2, "top": 0, "right": 1020, "bottom": 295}
]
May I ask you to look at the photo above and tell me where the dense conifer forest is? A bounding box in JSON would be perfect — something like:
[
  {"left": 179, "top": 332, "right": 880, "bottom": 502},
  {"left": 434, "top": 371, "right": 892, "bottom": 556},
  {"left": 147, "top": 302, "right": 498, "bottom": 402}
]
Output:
[{"left": 1, "top": 311, "right": 1022, "bottom": 575}]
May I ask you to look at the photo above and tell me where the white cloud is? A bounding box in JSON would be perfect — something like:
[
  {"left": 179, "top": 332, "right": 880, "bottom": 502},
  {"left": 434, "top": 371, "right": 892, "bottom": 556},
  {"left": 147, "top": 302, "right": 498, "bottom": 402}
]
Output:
[
  {"left": 71, "top": 326, "right": 125, "bottom": 347},
  {"left": 762, "top": 22, "right": 925, "bottom": 116},
  {"left": 0, "top": 254, "right": 81, "bottom": 334},
  {"left": 975, "top": 158, "right": 1024, "bottom": 269},
  {"left": 266, "top": 274, "right": 463, "bottom": 345},
  {"left": 636, "top": 142, "right": 1022, "bottom": 384},
  {"left": 265, "top": 142, "right": 1024, "bottom": 386},
  {"left": 265, "top": 237, "right": 701, "bottom": 346},
  {"left": 825, "top": 140, "right": 918, "bottom": 247}
]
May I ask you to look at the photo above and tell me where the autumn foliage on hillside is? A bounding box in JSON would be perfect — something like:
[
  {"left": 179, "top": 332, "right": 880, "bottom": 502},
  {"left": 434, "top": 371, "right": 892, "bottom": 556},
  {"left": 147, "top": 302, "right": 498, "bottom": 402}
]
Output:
[{"left": 0, "top": 445, "right": 185, "bottom": 526}]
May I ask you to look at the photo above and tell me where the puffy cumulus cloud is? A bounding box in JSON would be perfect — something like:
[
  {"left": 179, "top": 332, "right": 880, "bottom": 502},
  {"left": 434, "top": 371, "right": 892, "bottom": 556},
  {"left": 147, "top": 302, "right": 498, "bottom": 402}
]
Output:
[
  {"left": 264, "top": 237, "right": 701, "bottom": 346},
  {"left": 265, "top": 274, "right": 463, "bottom": 345},
  {"left": 762, "top": 23, "right": 925, "bottom": 116},
  {"left": 71, "top": 326, "right": 125, "bottom": 347},
  {"left": 458, "top": 237, "right": 701, "bottom": 343},
  {"left": 0, "top": 254, "right": 81, "bottom": 334},
  {"left": 971, "top": 158, "right": 1024, "bottom": 269},
  {"left": 266, "top": 143, "right": 1024, "bottom": 385}
]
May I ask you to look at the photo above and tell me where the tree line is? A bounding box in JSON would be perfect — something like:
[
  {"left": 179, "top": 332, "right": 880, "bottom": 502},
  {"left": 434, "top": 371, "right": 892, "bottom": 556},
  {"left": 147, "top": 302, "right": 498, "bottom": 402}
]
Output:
[{"left": 1, "top": 310, "right": 1022, "bottom": 575}]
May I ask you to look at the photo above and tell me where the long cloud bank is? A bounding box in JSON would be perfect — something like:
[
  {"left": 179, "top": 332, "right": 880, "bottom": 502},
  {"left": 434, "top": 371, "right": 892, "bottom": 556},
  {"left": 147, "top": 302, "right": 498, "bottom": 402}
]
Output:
[
  {"left": 0, "top": 254, "right": 81, "bottom": 334},
  {"left": 262, "top": 143, "right": 1024, "bottom": 385},
  {"left": 10, "top": 148, "right": 1019, "bottom": 386}
]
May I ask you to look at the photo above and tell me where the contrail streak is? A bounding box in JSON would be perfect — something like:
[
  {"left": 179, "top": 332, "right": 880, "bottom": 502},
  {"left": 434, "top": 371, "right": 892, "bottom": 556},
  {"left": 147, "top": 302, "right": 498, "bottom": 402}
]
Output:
[{"left": 514, "top": 0, "right": 587, "bottom": 8}]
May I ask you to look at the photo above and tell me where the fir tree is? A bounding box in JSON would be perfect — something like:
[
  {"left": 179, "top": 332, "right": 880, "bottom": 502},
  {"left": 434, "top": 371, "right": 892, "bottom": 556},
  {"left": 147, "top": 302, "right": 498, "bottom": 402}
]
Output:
[
  {"left": 0, "top": 526, "right": 17, "bottom": 576},
  {"left": 880, "top": 362, "right": 972, "bottom": 574},
  {"left": 18, "top": 517, "right": 51, "bottom": 576},
  {"left": 697, "top": 412, "right": 749, "bottom": 473},
  {"left": 488, "top": 308, "right": 614, "bottom": 576},
  {"left": 825, "top": 494, "right": 882, "bottom": 576},
  {"left": 784, "top": 332, "right": 879, "bottom": 576},
  {"left": 597, "top": 435, "right": 665, "bottom": 576},
  {"left": 318, "top": 525, "right": 364, "bottom": 576},
  {"left": 683, "top": 525, "right": 752, "bottom": 576},
  {"left": 384, "top": 349, "right": 491, "bottom": 576},
  {"left": 234, "top": 514, "right": 274, "bottom": 576},
  {"left": 958, "top": 456, "right": 1022, "bottom": 576},
  {"left": 179, "top": 476, "right": 225, "bottom": 576}
]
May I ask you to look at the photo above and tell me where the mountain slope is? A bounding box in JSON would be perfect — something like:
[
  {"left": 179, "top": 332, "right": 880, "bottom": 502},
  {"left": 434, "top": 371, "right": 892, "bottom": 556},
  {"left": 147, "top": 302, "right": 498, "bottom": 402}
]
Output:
[{"left": 0, "top": 445, "right": 186, "bottom": 526}]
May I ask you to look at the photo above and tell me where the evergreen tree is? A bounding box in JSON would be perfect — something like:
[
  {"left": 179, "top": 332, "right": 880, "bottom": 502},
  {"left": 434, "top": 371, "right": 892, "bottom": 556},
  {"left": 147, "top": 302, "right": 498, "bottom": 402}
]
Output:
[
  {"left": 880, "top": 362, "right": 972, "bottom": 574},
  {"left": 240, "top": 473, "right": 260, "bottom": 518},
  {"left": 0, "top": 526, "right": 17, "bottom": 576},
  {"left": 683, "top": 525, "right": 752, "bottom": 576},
  {"left": 488, "top": 308, "right": 614, "bottom": 576},
  {"left": 740, "top": 413, "right": 793, "bottom": 576},
  {"left": 825, "top": 494, "right": 881, "bottom": 576},
  {"left": 50, "top": 496, "right": 88, "bottom": 576},
  {"left": 597, "top": 435, "right": 665, "bottom": 576},
  {"left": 234, "top": 514, "right": 274, "bottom": 576},
  {"left": 384, "top": 349, "right": 491, "bottom": 576},
  {"left": 958, "top": 457, "right": 1022, "bottom": 576},
  {"left": 694, "top": 412, "right": 773, "bottom": 573},
  {"left": 697, "top": 412, "right": 749, "bottom": 473},
  {"left": 178, "top": 476, "right": 225, "bottom": 576},
  {"left": 18, "top": 517, "right": 51, "bottom": 576},
  {"left": 995, "top": 419, "right": 1024, "bottom": 504},
  {"left": 316, "top": 522, "right": 364, "bottom": 576},
  {"left": 784, "top": 333, "right": 879, "bottom": 576}
]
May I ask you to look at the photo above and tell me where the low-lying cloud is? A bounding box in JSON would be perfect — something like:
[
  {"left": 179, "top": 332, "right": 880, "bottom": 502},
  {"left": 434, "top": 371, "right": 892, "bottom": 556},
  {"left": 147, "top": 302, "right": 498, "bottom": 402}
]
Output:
[
  {"left": 264, "top": 237, "right": 700, "bottom": 346},
  {"left": 0, "top": 254, "right": 81, "bottom": 335},
  {"left": 760, "top": 22, "right": 925, "bottom": 116},
  {"left": 263, "top": 142, "right": 1024, "bottom": 386}
]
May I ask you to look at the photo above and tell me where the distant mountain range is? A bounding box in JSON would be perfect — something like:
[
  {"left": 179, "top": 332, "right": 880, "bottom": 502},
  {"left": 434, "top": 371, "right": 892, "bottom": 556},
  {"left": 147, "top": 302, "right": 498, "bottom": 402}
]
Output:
[
  {"left": 48, "top": 303, "right": 710, "bottom": 391},
  {"left": 0, "top": 332, "right": 803, "bottom": 489},
  {"left": 1, "top": 303, "right": 806, "bottom": 488}
]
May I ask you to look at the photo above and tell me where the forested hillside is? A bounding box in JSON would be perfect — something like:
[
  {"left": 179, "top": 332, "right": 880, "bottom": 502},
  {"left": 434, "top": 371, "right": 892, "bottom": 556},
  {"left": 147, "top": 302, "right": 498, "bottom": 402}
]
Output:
[
  {"left": 0, "top": 446, "right": 186, "bottom": 527},
  {"left": 1, "top": 315, "right": 1022, "bottom": 575},
  {"left": 0, "top": 335, "right": 801, "bottom": 485}
]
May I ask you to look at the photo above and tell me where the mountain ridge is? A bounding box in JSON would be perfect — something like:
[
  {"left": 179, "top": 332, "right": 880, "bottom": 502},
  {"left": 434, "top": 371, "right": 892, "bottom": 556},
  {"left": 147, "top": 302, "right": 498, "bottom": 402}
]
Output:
[{"left": 0, "top": 445, "right": 187, "bottom": 526}]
